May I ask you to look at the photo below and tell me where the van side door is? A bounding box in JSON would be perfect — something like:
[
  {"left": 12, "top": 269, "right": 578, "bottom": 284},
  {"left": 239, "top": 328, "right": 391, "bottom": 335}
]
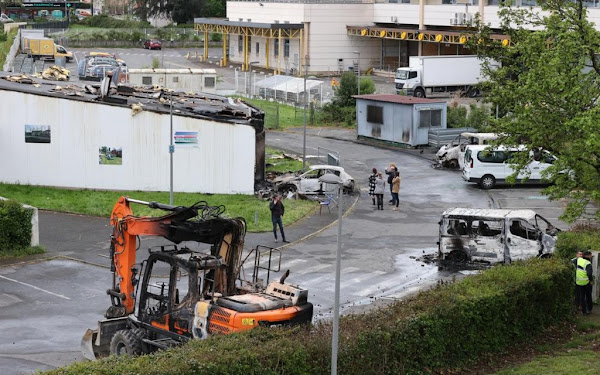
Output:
[{"left": 506, "top": 219, "right": 542, "bottom": 260}]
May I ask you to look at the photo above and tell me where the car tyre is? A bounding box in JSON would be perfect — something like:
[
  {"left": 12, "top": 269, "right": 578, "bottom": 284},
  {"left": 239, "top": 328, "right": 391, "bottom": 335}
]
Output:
[
  {"left": 109, "top": 329, "right": 143, "bottom": 356},
  {"left": 479, "top": 174, "right": 496, "bottom": 190},
  {"left": 277, "top": 184, "right": 298, "bottom": 195},
  {"left": 447, "top": 159, "right": 459, "bottom": 169},
  {"left": 413, "top": 88, "right": 426, "bottom": 98}
]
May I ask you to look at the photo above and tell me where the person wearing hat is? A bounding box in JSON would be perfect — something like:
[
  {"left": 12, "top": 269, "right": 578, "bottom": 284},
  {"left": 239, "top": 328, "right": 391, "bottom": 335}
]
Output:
[{"left": 575, "top": 251, "right": 594, "bottom": 315}]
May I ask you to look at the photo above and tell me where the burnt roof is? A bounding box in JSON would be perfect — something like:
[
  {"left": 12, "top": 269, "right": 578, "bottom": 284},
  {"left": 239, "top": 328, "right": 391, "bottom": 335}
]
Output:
[
  {"left": 353, "top": 94, "right": 446, "bottom": 105},
  {"left": 0, "top": 72, "right": 264, "bottom": 129}
]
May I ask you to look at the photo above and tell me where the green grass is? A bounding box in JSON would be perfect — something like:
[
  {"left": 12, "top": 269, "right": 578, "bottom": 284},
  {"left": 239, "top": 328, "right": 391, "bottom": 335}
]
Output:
[
  {"left": 0, "top": 184, "right": 316, "bottom": 233},
  {"left": 493, "top": 313, "right": 600, "bottom": 375},
  {"left": 265, "top": 147, "right": 304, "bottom": 173},
  {"left": 0, "top": 245, "right": 45, "bottom": 259},
  {"left": 235, "top": 97, "right": 314, "bottom": 130},
  {"left": 99, "top": 155, "right": 122, "bottom": 165}
]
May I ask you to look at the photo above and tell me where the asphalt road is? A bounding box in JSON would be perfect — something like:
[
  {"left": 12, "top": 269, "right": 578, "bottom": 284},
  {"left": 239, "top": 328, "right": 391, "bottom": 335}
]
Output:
[{"left": 0, "top": 127, "right": 570, "bottom": 375}]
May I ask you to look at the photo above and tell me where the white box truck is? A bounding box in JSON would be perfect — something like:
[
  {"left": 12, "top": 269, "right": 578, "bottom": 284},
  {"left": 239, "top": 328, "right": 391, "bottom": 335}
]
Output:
[{"left": 395, "top": 55, "right": 496, "bottom": 98}]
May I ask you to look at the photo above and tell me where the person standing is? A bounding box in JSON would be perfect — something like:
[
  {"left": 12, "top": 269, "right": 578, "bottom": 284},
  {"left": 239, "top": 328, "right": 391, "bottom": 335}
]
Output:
[
  {"left": 368, "top": 168, "right": 378, "bottom": 206},
  {"left": 269, "top": 195, "right": 288, "bottom": 243},
  {"left": 391, "top": 170, "right": 401, "bottom": 211},
  {"left": 575, "top": 251, "right": 593, "bottom": 315},
  {"left": 373, "top": 172, "right": 385, "bottom": 210},
  {"left": 583, "top": 251, "right": 595, "bottom": 313},
  {"left": 385, "top": 163, "right": 397, "bottom": 204},
  {"left": 572, "top": 251, "right": 584, "bottom": 308}
]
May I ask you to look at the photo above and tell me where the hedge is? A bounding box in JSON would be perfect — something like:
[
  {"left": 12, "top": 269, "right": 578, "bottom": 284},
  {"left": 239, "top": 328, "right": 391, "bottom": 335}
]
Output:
[
  {"left": 555, "top": 226, "right": 600, "bottom": 260},
  {"left": 0, "top": 199, "right": 33, "bottom": 254},
  {"left": 47, "top": 258, "right": 572, "bottom": 375}
]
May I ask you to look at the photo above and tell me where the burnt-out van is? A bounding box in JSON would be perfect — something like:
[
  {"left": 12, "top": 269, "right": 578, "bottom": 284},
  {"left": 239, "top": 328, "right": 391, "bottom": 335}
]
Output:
[{"left": 438, "top": 208, "right": 559, "bottom": 264}]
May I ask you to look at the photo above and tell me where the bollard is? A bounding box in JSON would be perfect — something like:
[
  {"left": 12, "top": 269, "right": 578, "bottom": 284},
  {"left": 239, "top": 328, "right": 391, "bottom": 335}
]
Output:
[
  {"left": 185, "top": 52, "right": 190, "bottom": 59},
  {"left": 254, "top": 211, "right": 258, "bottom": 226},
  {"left": 194, "top": 51, "right": 198, "bottom": 59}
]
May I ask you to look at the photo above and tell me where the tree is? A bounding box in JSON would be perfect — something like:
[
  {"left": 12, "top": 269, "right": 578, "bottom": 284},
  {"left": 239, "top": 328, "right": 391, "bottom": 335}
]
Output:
[
  {"left": 332, "top": 72, "right": 376, "bottom": 107},
  {"left": 135, "top": 0, "right": 223, "bottom": 23},
  {"left": 469, "top": 0, "right": 600, "bottom": 223}
]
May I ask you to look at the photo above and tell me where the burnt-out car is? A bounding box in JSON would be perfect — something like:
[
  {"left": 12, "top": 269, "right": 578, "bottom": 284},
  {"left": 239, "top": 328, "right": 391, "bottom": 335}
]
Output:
[
  {"left": 438, "top": 208, "right": 559, "bottom": 264},
  {"left": 272, "top": 165, "right": 355, "bottom": 195}
]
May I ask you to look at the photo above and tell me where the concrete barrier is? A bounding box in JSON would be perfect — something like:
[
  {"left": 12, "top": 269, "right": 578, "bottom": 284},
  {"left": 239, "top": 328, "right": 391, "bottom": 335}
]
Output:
[
  {"left": 0, "top": 197, "right": 39, "bottom": 247},
  {"left": 2, "top": 28, "right": 22, "bottom": 72}
]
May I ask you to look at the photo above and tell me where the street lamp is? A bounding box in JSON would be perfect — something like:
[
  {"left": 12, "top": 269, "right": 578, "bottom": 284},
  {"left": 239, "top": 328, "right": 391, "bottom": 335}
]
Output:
[
  {"left": 318, "top": 173, "right": 344, "bottom": 375},
  {"left": 169, "top": 92, "right": 174, "bottom": 205},
  {"left": 353, "top": 51, "right": 360, "bottom": 96}
]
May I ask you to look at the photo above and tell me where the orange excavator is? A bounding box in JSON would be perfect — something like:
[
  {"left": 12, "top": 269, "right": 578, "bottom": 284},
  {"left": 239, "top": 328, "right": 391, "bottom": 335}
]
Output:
[{"left": 81, "top": 196, "right": 312, "bottom": 359}]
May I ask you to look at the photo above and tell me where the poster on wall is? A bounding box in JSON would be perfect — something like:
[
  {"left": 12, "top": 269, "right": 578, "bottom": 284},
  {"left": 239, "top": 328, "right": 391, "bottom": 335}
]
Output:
[
  {"left": 174, "top": 131, "right": 199, "bottom": 147},
  {"left": 99, "top": 146, "right": 123, "bottom": 165},
  {"left": 25, "top": 125, "right": 51, "bottom": 143}
]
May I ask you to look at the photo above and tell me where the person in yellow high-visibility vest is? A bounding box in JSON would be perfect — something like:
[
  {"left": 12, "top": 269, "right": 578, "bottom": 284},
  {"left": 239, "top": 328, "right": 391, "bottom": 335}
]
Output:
[{"left": 575, "top": 251, "right": 594, "bottom": 315}]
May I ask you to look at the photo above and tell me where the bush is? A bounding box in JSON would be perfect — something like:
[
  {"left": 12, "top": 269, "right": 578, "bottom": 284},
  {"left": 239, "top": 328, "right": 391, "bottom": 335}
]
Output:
[
  {"left": 555, "top": 225, "right": 600, "bottom": 260},
  {"left": 46, "top": 258, "right": 572, "bottom": 375},
  {"left": 0, "top": 200, "right": 33, "bottom": 254},
  {"left": 447, "top": 103, "right": 492, "bottom": 130},
  {"left": 318, "top": 103, "right": 356, "bottom": 127},
  {"left": 80, "top": 15, "right": 150, "bottom": 28}
]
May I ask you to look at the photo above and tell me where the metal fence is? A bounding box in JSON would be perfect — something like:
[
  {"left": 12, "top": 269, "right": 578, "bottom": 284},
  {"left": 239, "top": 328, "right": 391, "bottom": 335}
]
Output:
[{"left": 428, "top": 127, "right": 477, "bottom": 148}]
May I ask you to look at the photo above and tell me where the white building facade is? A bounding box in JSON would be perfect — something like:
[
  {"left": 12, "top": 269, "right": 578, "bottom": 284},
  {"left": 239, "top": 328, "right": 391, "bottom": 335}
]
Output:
[{"left": 195, "top": 0, "right": 600, "bottom": 75}]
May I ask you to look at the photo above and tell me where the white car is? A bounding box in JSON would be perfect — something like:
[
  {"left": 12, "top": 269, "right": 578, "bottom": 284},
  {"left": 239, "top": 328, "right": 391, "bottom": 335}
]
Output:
[
  {"left": 273, "top": 165, "right": 355, "bottom": 195},
  {"left": 0, "top": 14, "right": 13, "bottom": 23}
]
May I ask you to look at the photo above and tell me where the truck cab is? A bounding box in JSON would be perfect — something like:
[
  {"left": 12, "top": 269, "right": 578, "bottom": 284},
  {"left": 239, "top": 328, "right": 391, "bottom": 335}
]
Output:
[{"left": 395, "top": 68, "right": 421, "bottom": 96}]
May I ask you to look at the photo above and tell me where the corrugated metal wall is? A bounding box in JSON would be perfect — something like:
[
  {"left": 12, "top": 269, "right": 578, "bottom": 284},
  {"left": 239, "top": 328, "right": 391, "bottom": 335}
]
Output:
[{"left": 0, "top": 90, "right": 255, "bottom": 194}]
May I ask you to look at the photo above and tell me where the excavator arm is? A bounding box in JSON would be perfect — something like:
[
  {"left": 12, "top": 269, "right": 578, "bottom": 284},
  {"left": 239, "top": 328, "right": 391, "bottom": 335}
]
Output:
[{"left": 106, "top": 196, "right": 246, "bottom": 318}]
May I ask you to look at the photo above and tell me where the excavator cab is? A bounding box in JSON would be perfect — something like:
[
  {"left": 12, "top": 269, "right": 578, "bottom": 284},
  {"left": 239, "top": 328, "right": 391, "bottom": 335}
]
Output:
[{"left": 82, "top": 197, "right": 313, "bottom": 360}]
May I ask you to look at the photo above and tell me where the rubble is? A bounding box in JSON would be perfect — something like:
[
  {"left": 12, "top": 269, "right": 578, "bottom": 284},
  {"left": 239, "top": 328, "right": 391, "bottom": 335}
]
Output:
[{"left": 37, "top": 65, "right": 70, "bottom": 81}]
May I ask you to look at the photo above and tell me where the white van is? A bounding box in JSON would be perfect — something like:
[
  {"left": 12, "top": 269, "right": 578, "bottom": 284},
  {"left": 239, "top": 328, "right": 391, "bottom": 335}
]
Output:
[
  {"left": 436, "top": 132, "right": 498, "bottom": 169},
  {"left": 462, "top": 145, "right": 556, "bottom": 189},
  {"left": 439, "top": 208, "right": 559, "bottom": 264}
]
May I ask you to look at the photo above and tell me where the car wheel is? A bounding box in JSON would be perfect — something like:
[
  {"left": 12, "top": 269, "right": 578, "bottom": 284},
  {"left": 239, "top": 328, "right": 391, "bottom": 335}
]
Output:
[
  {"left": 414, "top": 88, "right": 426, "bottom": 98},
  {"left": 479, "top": 174, "right": 496, "bottom": 190},
  {"left": 277, "top": 184, "right": 297, "bottom": 195},
  {"left": 447, "top": 159, "right": 459, "bottom": 169},
  {"left": 468, "top": 88, "right": 480, "bottom": 98},
  {"left": 109, "top": 329, "right": 143, "bottom": 356},
  {"left": 446, "top": 250, "right": 468, "bottom": 263}
]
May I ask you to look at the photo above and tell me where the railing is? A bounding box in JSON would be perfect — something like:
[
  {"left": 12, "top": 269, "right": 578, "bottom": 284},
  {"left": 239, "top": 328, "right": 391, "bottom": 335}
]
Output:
[{"left": 428, "top": 127, "right": 477, "bottom": 148}]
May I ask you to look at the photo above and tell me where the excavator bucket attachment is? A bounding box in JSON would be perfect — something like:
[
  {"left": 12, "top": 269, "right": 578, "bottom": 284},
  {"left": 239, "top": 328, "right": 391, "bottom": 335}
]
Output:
[{"left": 81, "top": 329, "right": 100, "bottom": 361}]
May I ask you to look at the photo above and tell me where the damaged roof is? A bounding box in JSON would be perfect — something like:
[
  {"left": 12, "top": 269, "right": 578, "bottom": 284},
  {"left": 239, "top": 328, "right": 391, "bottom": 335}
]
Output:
[
  {"left": 0, "top": 72, "right": 264, "bottom": 128},
  {"left": 442, "top": 208, "right": 538, "bottom": 221}
]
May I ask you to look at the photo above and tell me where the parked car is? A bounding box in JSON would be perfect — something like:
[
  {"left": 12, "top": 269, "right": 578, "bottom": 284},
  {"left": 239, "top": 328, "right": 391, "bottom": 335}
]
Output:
[
  {"left": 272, "top": 165, "right": 355, "bottom": 195},
  {"left": 462, "top": 145, "right": 556, "bottom": 189},
  {"left": 144, "top": 39, "right": 162, "bottom": 50},
  {"left": 436, "top": 132, "right": 498, "bottom": 169},
  {"left": 77, "top": 55, "right": 120, "bottom": 81},
  {"left": 438, "top": 208, "right": 559, "bottom": 264},
  {"left": 0, "top": 13, "right": 13, "bottom": 23}
]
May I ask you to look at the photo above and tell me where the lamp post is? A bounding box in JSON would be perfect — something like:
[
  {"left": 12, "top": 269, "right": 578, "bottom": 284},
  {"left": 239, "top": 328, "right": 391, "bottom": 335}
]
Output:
[
  {"left": 353, "top": 51, "right": 360, "bottom": 96},
  {"left": 302, "top": 63, "right": 307, "bottom": 172},
  {"left": 169, "top": 92, "right": 174, "bottom": 205},
  {"left": 318, "top": 173, "right": 344, "bottom": 375}
]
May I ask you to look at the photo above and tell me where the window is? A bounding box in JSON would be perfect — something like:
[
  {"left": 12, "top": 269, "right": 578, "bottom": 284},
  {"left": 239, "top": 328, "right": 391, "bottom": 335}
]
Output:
[
  {"left": 409, "top": 71, "right": 417, "bottom": 79},
  {"left": 248, "top": 36, "right": 251, "bottom": 53},
  {"left": 284, "top": 39, "right": 290, "bottom": 57},
  {"left": 509, "top": 220, "right": 539, "bottom": 240},
  {"left": 274, "top": 39, "right": 279, "bottom": 57},
  {"left": 256, "top": 42, "right": 259, "bottom": 55},
  {"left": 419, "top": 109, "right": 442, "bottom": 128},
  {"left": 477, "top": 150, "right": 508, "bottom": 163},
  {"left": 172, "top": 77, "right": 179, "bottom": 83},
  {"left": 142, "top": 76, "right": 152, "bottom": 85},
  {"left": 238, "top": 35, "right": 243, "bottom": 53},
  {"left": 204, "top": 77, "right": 216, "bottom": 88},
  {"left": 366, "top": 105, "right": 384, "bottom": 124}
]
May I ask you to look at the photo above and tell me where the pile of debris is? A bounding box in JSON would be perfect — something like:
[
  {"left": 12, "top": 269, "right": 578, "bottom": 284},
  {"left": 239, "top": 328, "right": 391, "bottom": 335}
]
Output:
[
  {"left": 2, "top": 74, "right": 35, "bottom": 84},
  {"left": 33, "top": 65, "right": 70, "bottom": 81}
]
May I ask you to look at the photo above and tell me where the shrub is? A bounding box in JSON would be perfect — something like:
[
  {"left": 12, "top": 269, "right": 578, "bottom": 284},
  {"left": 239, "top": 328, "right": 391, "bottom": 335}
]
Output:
[
  {"left": 46, "top": 258, "right": 572, "bottom": 375},
  {"left": 555, "top": 225, "right": 600, "bottom": 260},
  {"left": 318, "top": 103, "right": 356, "bottom": 127},
  {"left": 0, "top": 200, "right": 33, "bottom": 254}
]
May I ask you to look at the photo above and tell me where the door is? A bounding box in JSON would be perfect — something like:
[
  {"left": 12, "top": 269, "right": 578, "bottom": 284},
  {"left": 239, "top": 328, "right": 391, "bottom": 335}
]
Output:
[
  {"left": 504, "top": 151, "right": 531, "bottom": 182},
  {"left": 530, "top": 151, "right": 555, "bottom": 181},
  {"left": 506, "top": 219, "right": 542, "bottom": 261}
]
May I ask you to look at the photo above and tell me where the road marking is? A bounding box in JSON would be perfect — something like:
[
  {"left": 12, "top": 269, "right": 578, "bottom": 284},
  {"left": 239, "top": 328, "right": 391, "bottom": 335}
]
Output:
[{"left": 0, "top": 275, "right": 70, "bottom": 300}]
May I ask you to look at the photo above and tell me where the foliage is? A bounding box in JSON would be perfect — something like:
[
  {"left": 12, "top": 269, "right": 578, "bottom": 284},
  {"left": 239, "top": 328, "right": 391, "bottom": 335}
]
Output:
[
  {"left": 331, "top": 72, "right": 375, "bottom": 107},
  {"left": 0, "top": 200, "right": 33, "bottom": 253},
  {"left": 0, "top": 29, "right": 16, "bottom": 69},
  {"left": 152, "top": 57, "right": 160, "bottom": 68},
  {"left": 555, "top": 225, "right": 600, "bottom": 260},
  {"left": 468, "top": 0, "right": 600, "bottom": 223},
  {"left": 447, "top": 103, "right": 492, "bottom": 130},
  {"left": 79, "top": 15, "right": 149, "bottom": 28},
  {"left": 317, "top": 103, "right": 356, "bottom": 127},
  {"left": 45, "top": 258, "right": 572, "bottom": 375},
  {"left": 0, "top": 184, "right": 316, "bottom": 233},
  {"left": 135, "top": 0, "right": 224, "bottom": 22}
]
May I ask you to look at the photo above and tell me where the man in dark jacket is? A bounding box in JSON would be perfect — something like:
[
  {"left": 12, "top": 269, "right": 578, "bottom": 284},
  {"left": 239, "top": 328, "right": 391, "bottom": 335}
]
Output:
[
  {"left": 269, "top": 195, "right": 288, "bottom": 243},
  {"left": 575, "top": 251, "right": 594, "bottom": 314}
]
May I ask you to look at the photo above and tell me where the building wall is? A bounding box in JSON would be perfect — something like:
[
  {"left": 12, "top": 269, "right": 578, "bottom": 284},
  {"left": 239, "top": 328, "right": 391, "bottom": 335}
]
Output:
[
  {"left": 226, "top": 2, "right": 379, "bottom": 74},
  {"left": 127, "top": 71, "right": 218, "bottom": 93},
  {"left": 0, "top": 90, "right": 256, "bottom": 194},
  {"left": 357, "top": 99, "right": 446, "bottom": 146}
]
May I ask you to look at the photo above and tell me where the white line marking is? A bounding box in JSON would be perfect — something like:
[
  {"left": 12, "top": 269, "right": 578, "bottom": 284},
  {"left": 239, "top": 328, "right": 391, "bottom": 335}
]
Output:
[{"left": 0, "top": 275, "right": 70, "bottom": 300}]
